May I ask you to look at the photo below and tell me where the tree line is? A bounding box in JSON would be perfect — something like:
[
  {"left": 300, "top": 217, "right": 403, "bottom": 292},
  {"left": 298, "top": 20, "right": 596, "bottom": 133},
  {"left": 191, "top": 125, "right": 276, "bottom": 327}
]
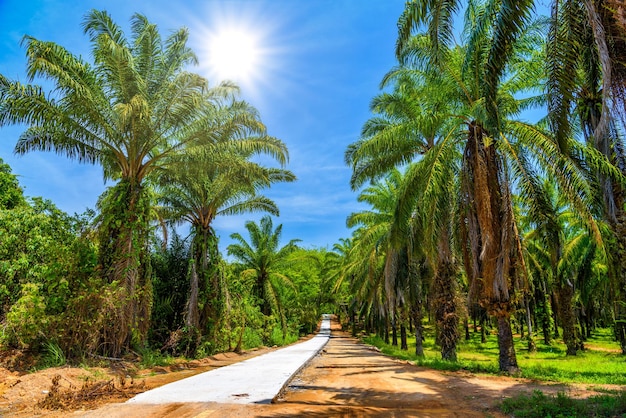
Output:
[{"left": 338, "top": 0, "right": 626, "bottom": 373}]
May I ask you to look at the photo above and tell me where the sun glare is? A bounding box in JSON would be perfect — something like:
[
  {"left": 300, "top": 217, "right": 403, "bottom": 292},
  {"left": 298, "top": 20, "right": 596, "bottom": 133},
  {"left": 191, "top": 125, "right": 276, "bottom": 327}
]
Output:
[
  {"left": 208, "top": 29, "right": 260, "bottom": 83},
  {"left": 193, "top": 4, "right": 285, "bottom": 97}
]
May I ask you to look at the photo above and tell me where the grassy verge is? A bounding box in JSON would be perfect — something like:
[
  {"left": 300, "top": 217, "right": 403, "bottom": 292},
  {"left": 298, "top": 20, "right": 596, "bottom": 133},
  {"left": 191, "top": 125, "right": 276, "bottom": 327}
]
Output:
[
  {"left": 363, "top": 326, "right": 626, "bottom": 416},
  {"left": 362, "top": 326, "right": 626, "bottom": 385},
  {"left": 500, "top": 390, "right": 626, "bottom": 417}
]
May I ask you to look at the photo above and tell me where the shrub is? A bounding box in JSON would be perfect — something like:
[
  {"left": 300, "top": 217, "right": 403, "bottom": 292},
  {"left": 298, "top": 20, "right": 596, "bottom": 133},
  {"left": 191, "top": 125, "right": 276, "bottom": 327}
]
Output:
[{"left": 1, "top": 283, "right": 49, "bottom": 349}]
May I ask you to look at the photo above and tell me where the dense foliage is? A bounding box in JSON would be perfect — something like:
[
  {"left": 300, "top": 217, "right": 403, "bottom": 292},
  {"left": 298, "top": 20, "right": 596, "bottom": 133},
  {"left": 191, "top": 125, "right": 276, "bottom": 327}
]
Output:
[
  {"left": 339, "top": 0, "right": 626, "bottom": 376},
  {"left": 0, "top": 11, "right": 309, "bottom": 362}
]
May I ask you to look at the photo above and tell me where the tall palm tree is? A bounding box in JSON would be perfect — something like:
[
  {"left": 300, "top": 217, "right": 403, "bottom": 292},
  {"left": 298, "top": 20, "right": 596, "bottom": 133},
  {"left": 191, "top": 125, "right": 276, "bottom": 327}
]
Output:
[
  {"left": 346, "top": 170, "right": 406, "bottom": 347},
  {"left": 227, "top": 216, "right": 300, "bottom": 340},
  {"left": 347, "top": 54, "right": 463, "bottom": 359},
  {"left": 158, "top": 144, "right": 295, "bottom": 339},
  {"left": 353, "top": 3, "right": 601, "bottom": 371},
  {"left": 0, "top": 11, "right": 269, "bottom": 355},
  {"left": 545, "top": 0, "right": 626, "bottom": 353}
]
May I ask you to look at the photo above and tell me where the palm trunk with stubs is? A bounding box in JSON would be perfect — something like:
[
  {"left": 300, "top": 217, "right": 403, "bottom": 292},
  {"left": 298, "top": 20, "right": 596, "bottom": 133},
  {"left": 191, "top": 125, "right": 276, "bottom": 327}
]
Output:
[
  {"left": 460, "top": 121, "right": 521, "bottom": 373},
  {"left": 97, "top": 180, "right": 152, "bottom": 357}
]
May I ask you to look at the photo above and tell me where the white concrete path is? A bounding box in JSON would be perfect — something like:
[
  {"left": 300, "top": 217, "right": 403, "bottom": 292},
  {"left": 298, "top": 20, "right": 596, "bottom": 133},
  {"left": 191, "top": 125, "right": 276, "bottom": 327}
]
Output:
[{"left": 126, "top": 316, "right": 331, "bottom": 405}]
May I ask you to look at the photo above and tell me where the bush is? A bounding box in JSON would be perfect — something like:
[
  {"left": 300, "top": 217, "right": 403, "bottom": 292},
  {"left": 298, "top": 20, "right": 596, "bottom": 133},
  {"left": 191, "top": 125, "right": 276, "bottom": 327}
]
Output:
[
  {"left": 241, "top": 327, "right": 263, "bottom": 349},
  {"left": 1, "top": 283, "right": 49, "bottom": 349},
  {"left": 269, "top": 327, "right": 299, "bottom": 346},
  {"left": 137, "top": 347, "right": 173, "bottom": 368}
]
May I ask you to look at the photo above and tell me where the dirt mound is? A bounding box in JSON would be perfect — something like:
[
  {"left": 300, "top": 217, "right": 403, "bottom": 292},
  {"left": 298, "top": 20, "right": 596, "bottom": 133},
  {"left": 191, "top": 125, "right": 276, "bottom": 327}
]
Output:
[
  {"left": 0, "top": 346, "right": 275, "bottom": 417},
  {"left": 36, "top": 374, "right": 145, "bottom": 412}
]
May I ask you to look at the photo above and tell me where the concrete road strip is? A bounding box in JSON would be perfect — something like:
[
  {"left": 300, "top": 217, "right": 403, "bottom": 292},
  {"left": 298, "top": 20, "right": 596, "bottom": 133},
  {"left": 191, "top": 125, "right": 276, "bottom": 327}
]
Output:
[{"left": 126, "top": 316, "right": 331, "bottom": 405}]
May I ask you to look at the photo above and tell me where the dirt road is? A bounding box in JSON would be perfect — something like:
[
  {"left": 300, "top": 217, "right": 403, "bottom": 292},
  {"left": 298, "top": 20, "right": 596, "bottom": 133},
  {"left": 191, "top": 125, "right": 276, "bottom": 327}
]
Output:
[
  {"left": 73, "top": 321, "right": 575, "bottom": 417},
  {"left": 3, "top": 320, "right": 587, "bottom": 417}
]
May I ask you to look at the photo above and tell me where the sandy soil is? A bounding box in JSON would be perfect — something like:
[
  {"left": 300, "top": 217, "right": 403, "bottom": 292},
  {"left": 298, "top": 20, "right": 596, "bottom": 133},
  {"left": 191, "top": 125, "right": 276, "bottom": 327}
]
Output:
[{"left": 0, "top": 321, "right": 616, "bottom": 417}]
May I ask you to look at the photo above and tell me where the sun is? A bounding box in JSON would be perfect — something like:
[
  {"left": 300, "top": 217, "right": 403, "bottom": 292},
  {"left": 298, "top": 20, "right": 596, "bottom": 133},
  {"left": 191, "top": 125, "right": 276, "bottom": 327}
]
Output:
[{"left": 207, "top": 29, "right": 260, "bottom": 83}]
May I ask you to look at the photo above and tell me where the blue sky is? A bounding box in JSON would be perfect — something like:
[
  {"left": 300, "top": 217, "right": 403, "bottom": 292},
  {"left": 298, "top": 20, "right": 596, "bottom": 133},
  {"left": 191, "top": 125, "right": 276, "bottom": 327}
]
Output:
[{"left": 0, "top": 0, "right": 406, "bottom": 251}]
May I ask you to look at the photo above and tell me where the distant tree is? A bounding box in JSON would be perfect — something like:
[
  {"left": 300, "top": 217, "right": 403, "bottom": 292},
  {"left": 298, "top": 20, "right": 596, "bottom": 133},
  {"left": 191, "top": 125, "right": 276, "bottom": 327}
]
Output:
[
  {"left": 150, "top": 232, "right": 190, "bottom": 347},
  {"left": 521, "top": 180, "right": 604, "bottom": 355},
  {"left": 0, "top": 158, "right": 25, "bottom": 210},
  {"left": 158, "top": 146, "right": 294, "bottom": 342},
  {"left": 227, "top": 216, "right": 300, "bottom": 341}
]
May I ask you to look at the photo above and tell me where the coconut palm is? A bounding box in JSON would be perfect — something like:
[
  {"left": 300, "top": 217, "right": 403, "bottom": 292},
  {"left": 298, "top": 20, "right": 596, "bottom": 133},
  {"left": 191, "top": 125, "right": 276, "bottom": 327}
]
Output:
[
  {"left": 0, "top": 10, "right": 267, "bottom": 355},
  {"left": 227, "top": 216, "right": 300, "bottom": 340}
]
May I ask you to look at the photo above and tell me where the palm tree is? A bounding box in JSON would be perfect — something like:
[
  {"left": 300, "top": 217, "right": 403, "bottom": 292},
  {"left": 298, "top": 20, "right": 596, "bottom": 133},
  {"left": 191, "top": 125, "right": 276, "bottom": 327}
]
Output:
[
  {"left": 401, "top": 0, "right": 626, "bottom": 356},
  {"left": 545, "top": 0, "right": 626, "bottom": 353},
  {"left": 345, "top": 170, "right": 404, "bottom": 347},
  {"left": 158, "top": 143, "right": 295, "bottom": 340},
  {"left": 0, "top": 11, "right": 265, "bottom": 355},
  {"left": 347, "top": 52, "right": 463, "bottom": 359},
  {"left": 520, "top": 179, "right": 600, "bottom": 355},
  {"left": 351, "top": 2, "right": 601, "bottom": 371},
  {"left": 227, "top": 216, "right": 300, "bottom": 341},
  {"left": 331, "top": 238, "right": 365, "bottom": 337}
]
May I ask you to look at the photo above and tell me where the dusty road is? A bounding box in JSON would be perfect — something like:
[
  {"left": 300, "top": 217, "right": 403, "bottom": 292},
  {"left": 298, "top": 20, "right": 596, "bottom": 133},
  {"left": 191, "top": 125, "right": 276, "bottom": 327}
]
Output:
[{"left": 70, "top": 321, "right": 574, "bottom": 417}]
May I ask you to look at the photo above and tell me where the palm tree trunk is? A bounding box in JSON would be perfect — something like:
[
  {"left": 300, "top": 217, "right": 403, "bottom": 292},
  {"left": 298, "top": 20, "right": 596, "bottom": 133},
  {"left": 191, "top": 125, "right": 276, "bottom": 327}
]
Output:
[
  {"left": 197, "top": 228, "right": 225, "bottom": 340},
  {"left": 98, "top": 180, "right": 152, "bottom": 356},
  {"left": 536, "top": 280, "right": 552, "bottom": 345},
  {"left": 551, "top": 292, "right": 560, "bottom": 338},
  {"left": 383, "top": 317, "right": 390, "bottom": 344},
  {"left": 480, "top": 315, "right": 487, "bottom": 343},
  {"left": 185, "top": 260, "right": 200, "bottom": 329},
  {"left": 497, "top": 314, "right": 519, "bottom": 373},
  {"left": 399, "top": 303, "right": 409, "bottom": 350},
  {"left": 434, "top": 258, "right": 458, "bottom": 361},
  {"left": 461, "top": 122, "right": 520, "bottom": 372},
  {"left": 400, "top": 323, "right": 408, "bottom": 350},
  {"left": 525, "top": 296, "right": 536, "bottom": 352},
  {"left": 234, "top": 317, "right": 246, "bottom": 354},
  {"left": 557, "top": 279, "right": 579, "bottom": 355},
  {"left": 412, "top": 304, "right": 424, "bottom": 356},
  {"left": 612, "top": 212, "right": 626, "bottom": 354}
]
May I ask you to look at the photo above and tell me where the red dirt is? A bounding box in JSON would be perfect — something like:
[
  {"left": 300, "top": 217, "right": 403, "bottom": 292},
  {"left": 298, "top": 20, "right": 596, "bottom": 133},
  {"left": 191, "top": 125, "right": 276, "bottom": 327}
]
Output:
[{"left": 0, "top": 321, "right": 618, "bottom": 417}]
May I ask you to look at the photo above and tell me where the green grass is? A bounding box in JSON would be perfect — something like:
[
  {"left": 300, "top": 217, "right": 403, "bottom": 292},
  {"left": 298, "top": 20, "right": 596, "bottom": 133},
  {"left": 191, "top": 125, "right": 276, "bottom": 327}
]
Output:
[
  {"left": 38, "top": 341, "right": 66, "bottom": 369},
  {"left": 137, "top": 347, "right": 175, "bottom": 368},
  {"left": 269, "top": 327, "right": 299, "bottom": 346},
  {"left": 500, "top": 390, "right": 626, "bottom": 418},
  {"left": 363, "top": 325, "right": 626, "bottom": 385}
]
